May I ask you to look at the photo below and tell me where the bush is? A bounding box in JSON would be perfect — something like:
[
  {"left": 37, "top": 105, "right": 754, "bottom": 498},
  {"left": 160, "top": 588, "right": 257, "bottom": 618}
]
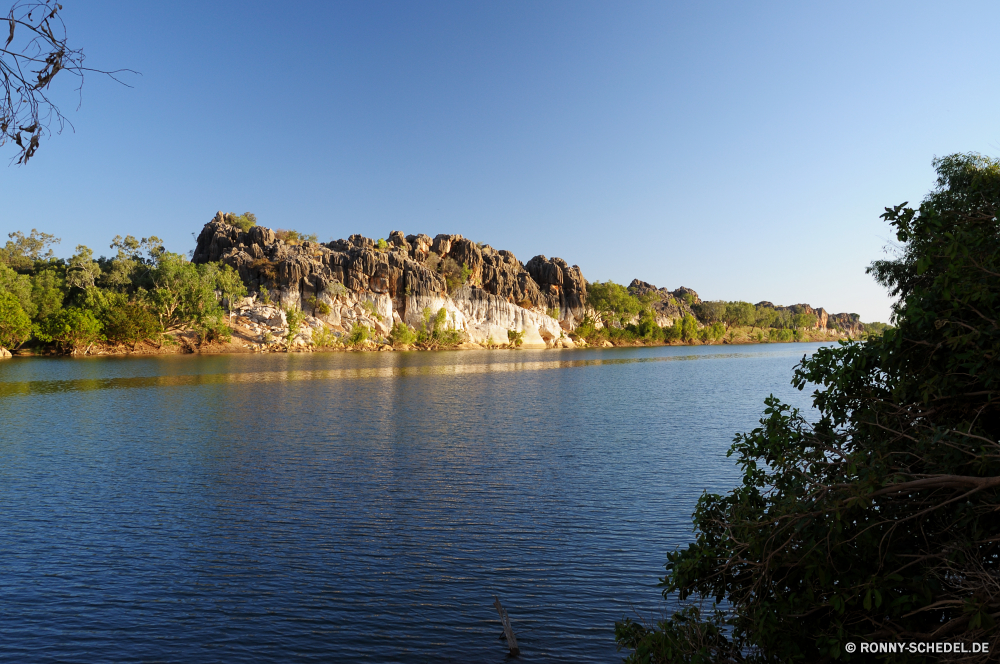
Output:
[
  {"left": 440, "top": 257, "right": 471, "bottom": 293},
  {"left": 507, "top": 329, "right": 524, "bottom": 348},
  {"left": 35, "top": 308, "right": 103, "bottom": 353},
  {"left": 226, "top": 212, "right": 257, "bottom": 232},
  {"left": 306, "top": 295, "right": 331, "bottom": 316},
  {"left": 346, "top": 324, "right": 371, "bottom": 348},
  {"left": 389, "top": 321, "right": 416, "bottom": 346},
  {"left": 0, "top": 291, "right": 31, "bottom": 349},
  {"left": 101, "top": 300, "right": 162, "bottom": 349},
  {"left": 311, "top": 326, "right": 339, "bottom": 348},
  {"left": 284, "top": 307, "right": 306, "bottom": 350}
]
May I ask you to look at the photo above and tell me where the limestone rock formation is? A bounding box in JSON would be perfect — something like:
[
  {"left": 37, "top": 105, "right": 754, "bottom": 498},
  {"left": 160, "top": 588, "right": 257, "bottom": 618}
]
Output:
[
  {"left": 627, "top": 280, "right": 700, "bottom": 325},
  {"left": 192, "top": 215, "right": 586, "bottom": 347}
]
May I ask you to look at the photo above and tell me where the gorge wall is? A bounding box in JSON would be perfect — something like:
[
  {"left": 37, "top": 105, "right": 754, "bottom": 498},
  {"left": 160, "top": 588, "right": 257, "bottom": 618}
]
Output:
[{"left": 191, "top": 213, "right": 866, "bottom": 345}]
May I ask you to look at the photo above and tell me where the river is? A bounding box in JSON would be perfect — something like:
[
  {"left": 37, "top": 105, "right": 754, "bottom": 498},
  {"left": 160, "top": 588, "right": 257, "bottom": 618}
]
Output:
[{"left": 0, "top": 343, "right": 829, "bottom": 662}]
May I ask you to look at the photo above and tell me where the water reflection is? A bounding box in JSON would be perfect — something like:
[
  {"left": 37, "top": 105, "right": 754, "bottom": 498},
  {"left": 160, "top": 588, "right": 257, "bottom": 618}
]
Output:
[{"left": 0, "top": 350, "right": 802, "bottom": 397}]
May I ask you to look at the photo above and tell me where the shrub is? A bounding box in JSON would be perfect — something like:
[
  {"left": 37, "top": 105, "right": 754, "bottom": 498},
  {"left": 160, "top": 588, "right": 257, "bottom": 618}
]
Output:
[
  {"left": 376, "top": 238, "right": 389, "bottom": 251},
  {"left": 346, "top": 324, "right": 371, "bottom": 348},
  {"left": 0, "top": 291, "right": 31, "bottom": 349},
  {"left": 274, "top": 229, "right": 318, "bottom": 245},
  {"left": 507, "top": 329, "right": 524, "bottom": 348},
  {"left": 284, "top": 307, "right": 306, "bottom": 350},
  {"left": 226, "top": 212, "right": 257, "bottom": 232},
  {"left": 35, "top": 307, "right": 103, "bottom": 353},
  {"left": 311, "top": 326, "right": 339, "bottom": 348},
  {"left": 547, "top": 306, "right": 560, "bottom": 320},
  {"left": 440, "top": 257, "right": 470, "bottom": 293},
  {"left": 324, "top": 281, "right": 348, "bottom": 300},
  {"left": 101, "top": 300, "right": 162, "bottom": 349},
  {"left": 389, "top": 321, "right": 416, "bottom": 346},
  {"left": 306, "top": 295, "right": 332, "bottom": 316}
]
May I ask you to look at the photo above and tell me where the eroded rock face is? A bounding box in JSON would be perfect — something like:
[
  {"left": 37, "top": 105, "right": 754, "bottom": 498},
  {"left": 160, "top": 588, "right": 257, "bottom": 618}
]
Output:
[
  {"left": 627, "top": 280, "right": 700, "bottom": 325},
  {"left": 191, "top": 217, "right": 588, "bottom": 345}
]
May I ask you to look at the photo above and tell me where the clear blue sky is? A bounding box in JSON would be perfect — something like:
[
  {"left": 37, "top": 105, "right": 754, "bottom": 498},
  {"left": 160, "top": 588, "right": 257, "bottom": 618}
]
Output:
[{"left": 3, "top": 0, "right": 999, "bottom": 322}]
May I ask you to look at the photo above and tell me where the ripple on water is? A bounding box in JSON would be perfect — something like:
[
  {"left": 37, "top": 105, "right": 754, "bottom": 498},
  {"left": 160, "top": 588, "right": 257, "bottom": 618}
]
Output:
[{"left": 0, "top": 344, "right": 829, "bottom": 662}]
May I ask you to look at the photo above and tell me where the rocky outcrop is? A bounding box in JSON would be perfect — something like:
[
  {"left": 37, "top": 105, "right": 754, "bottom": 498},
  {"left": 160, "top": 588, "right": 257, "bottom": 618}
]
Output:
[
  {"left": 754, "top": 302, "right": 864, "bottom": 335},
  {"left": 0, "top": 347, "right": 11, "bottom": 359},
  {"left": 192, "top": 212, "right": 870, "bottom": 345},
  {"left": 192, "top": 214, "right": 584, "bottom": 347},
  {"left": 627, "top": 280, "right": 700, "bottom": 325}
]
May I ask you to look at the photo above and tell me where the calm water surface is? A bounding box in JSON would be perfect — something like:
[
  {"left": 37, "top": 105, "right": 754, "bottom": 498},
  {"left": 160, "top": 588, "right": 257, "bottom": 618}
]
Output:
[{"left": 0, "top": 344, "right": 829, "bottom": 662}]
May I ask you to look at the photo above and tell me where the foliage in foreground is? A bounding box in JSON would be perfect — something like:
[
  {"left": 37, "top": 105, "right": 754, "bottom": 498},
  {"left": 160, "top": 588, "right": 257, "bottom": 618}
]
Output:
[{"left": 617, "top": 153, "right": 1000, "bottom": 662}]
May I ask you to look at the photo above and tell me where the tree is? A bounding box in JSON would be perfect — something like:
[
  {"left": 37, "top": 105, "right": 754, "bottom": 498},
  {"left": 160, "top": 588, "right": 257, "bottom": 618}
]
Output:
[
  {"left": 34, "top": 306, "right": 101, "bottom": 352},
  {"left": 65, "top": 244, "right": 101, "bottom": 290},
  {"left": 616, "top": 153, "right": 1000, "bottom": 662},
  {"left": 723, "top": 301, "right": 754, "bottom": 329},
  {"left": 588, "top": 280, "right": 644, "bottom": 327},
  {"left": 751, "top": 304, "right": 776, "bottom": 330},
  {"left": 2, "top": 1, "right": 133, "bottom": 163},
  {"left": 0, "top": 260, "right": 32, "bottom": 313},
  {"left": 792, "top": 311, "right": 817, "bottom": 329},
  {"left": 0, "top": 289, "right": 30, "bottom": 348},
  {"left": 214, "top": 263, "right": 246, "bottom": 323},
  {"left": 0, "top": 228, "right": 59, "bottom": 269},
  {"left": 693, "top": 300, "right": 726, "bottom": 325},
  {"left": 29, "top": 265, "right": 63, "bottom": 319},
  {"left": 100, "top": 296, "right": 161, "bottom": 350}
]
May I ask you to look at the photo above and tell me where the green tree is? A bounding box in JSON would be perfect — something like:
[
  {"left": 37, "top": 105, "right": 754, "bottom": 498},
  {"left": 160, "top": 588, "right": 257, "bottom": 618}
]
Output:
[
  {"left": 723, "top": 301, "right": 755, "bottom": 329},
  {"left": 0, "top": 291, "right": 31, "bottom": 349},
  {"left": 284, "top": 307, "right": 306, "bottom": 350},
  {"left": 99, "top": 295, "right": 162, "bottom": 349},
  {"left": 0, "top": 229, "right": 60, "bottom": 270},
  {"left": 65, "top": 245, "right": 102, "bottom": 290},
  {"left": 30, "top": 267, "right": 65, "bottom": 321},
  {"left": 588, "top": 281, "right": 644, "bottom": 327},
  {"left": 215, "top": 264, "right": 247, "bottom": 323},
  {"left": 147, "top": 253, "right": 225, "bottom": 332},
  {"left": 693, "top": 300, "right": 727, "bottom": 325},
  {"left": 792, "top": 311, "right": 817, "bottom": 329},
  {"left": 35, "top": 307, "right": 102, "bottom": 353},
  {"left": 0, "top": 262, "right": 34, "bottom": 316},
  {"left": 617, "top": 153, "right": 1000, "bottom": 662},
  {"left": 752, "top": 304, "right": 776, "bottom": 330}
]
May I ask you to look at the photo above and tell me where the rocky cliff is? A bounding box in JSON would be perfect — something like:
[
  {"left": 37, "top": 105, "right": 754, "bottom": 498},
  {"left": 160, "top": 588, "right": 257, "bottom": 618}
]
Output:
[
  {"left": 192, "top": 213, "right": 588, "bottom": 348},
  {"left": 191, "top": 212, "right": 868, "bottom": 346}
]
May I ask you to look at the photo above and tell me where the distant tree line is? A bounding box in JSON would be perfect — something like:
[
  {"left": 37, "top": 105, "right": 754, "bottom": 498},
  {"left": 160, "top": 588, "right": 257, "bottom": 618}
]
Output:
[
  {"left": 0, "top": 223, "right": 246, "bottom": 353},
  {"left": 579, "top": 281, "right": 877, "bottom": 346}
]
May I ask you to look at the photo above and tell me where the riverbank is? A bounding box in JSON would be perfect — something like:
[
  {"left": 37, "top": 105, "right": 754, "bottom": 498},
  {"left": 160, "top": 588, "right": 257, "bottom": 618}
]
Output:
[{"left": 2, "top": 322, "right": 851, "bottom": 358}]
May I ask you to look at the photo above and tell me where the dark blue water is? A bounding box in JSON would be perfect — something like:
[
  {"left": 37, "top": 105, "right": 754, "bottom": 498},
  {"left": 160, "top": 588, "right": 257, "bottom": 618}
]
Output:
[{"left": 0, "top": 344, "right": 828, "bottom": 662}]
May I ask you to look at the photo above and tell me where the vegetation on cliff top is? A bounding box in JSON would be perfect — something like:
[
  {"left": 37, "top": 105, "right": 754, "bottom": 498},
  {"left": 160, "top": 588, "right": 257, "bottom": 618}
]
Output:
[{"left": 616, "top": 153, "right": 1000, "bottom": 662}]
